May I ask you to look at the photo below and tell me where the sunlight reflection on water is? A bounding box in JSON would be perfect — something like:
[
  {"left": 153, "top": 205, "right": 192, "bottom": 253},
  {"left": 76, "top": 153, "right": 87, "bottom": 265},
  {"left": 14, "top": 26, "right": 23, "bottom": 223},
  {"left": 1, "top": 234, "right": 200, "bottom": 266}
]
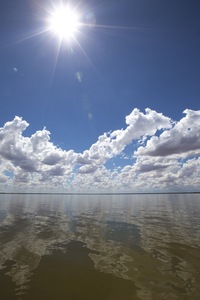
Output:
[{"left": 0, "top": 193, "right": 200, "bottom": 299}]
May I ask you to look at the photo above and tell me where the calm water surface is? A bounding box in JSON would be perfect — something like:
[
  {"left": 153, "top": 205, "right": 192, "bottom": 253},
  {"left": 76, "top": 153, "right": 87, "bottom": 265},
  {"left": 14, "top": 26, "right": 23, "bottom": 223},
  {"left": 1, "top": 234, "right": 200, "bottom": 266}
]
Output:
[{"left": 0, "top": 193, "right": 200, "bottom": 299}]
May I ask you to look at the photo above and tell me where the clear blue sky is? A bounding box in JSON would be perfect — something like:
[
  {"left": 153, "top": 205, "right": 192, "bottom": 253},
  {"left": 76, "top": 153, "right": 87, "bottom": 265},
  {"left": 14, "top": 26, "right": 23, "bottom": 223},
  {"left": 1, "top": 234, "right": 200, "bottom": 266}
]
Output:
[{"left": 0, "top": 0, "right": 200, "bottom": 192}]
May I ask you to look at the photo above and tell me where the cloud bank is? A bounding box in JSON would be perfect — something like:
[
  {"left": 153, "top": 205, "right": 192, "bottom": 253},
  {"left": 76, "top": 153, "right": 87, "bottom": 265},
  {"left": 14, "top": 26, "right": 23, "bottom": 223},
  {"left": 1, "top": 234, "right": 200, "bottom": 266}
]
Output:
[{"left": 0, "top": 108, "right": 199, "bottom": 192}]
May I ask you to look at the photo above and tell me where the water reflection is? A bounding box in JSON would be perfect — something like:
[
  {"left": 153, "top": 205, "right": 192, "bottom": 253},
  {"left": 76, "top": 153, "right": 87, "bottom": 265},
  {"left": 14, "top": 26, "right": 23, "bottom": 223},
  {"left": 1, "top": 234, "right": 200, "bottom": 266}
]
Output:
[{"left": 0, "top": 193, "right": 200, "bottom": 299}]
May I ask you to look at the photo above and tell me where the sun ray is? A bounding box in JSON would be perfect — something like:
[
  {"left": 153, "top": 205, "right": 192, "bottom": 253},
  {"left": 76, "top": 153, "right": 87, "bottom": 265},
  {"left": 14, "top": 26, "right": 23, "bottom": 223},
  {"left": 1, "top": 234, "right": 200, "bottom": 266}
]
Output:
[{"left": 48, "top": 4, "right": 81, "bottom": 42}]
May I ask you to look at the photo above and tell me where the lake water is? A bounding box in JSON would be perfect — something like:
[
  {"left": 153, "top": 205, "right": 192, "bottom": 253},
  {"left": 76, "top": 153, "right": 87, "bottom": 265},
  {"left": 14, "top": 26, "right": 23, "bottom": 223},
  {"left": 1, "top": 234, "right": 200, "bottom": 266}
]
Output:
[{"left": 0, "top": 193, "right": 200, "bottom": 299}]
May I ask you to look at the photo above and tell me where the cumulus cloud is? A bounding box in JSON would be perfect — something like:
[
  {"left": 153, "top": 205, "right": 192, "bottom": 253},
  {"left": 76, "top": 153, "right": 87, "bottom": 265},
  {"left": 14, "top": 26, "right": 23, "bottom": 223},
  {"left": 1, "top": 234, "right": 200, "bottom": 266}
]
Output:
[
  {"left": 77, "top": 108, "right": 172, "bottom": 167},
  {"left": 0, "top": 108, "right": 199, "bottom": 192},
  {"left": 135, "top": 109, "right": 200, "bottom": 158},
  {"left": 0, "top": 174, "right": 7, "bottom": 183},
  {"left": 42, "top": 152, "right": 66, "bottom": 165},
  {"left": 0, "top": 116, "right": 77, "bottom": 188},
  {"left": 78, "top": 164, "right": 98, "bottom": 174}
]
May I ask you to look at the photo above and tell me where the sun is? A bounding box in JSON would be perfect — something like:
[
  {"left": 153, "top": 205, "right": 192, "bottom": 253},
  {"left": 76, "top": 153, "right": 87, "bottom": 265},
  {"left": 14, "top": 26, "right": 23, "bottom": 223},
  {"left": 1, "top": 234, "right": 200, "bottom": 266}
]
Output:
[{"left": 48, "top": 5, "right": 80, "bottom": 41}]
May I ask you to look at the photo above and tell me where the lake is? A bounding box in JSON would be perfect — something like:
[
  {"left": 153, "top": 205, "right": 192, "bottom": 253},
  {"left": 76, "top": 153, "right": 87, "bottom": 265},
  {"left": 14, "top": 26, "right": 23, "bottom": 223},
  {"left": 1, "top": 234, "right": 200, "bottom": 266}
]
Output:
[{"left": 0, "top": 193, "right": 200, "bottom": 299}]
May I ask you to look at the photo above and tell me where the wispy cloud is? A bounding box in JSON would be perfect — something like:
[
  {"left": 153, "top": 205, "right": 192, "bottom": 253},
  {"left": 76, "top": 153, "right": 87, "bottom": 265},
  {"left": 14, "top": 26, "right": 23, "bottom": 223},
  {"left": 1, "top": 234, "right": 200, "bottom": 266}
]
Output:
[{"left": 0, "top": 108, "right": 199, "bottom": 192}]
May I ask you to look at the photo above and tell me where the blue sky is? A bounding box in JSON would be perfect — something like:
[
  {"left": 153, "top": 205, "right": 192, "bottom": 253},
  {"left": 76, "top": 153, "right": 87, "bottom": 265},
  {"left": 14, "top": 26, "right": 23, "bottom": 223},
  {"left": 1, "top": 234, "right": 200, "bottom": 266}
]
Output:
[{"left": 0, "top": 0, "right": 200, "bottom": 192}]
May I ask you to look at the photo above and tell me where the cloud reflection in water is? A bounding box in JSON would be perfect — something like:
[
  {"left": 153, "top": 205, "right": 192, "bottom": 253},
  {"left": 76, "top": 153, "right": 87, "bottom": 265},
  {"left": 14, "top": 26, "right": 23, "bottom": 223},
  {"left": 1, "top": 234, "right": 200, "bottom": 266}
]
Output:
[{"left": 0, "top": 193, "right": 200, "bottom": 299}]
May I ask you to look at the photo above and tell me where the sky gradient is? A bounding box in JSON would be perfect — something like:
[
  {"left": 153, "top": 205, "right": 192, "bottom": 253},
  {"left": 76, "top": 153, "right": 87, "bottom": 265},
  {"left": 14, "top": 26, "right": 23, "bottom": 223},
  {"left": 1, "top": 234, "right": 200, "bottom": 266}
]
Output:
[{"left": 0, "top": 0, "right": 200, "bottom": 192}]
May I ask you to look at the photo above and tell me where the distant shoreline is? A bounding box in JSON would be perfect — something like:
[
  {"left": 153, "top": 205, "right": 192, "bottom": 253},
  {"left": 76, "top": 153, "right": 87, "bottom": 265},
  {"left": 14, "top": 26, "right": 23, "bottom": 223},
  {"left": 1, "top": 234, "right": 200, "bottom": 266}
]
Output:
[{"left": 0, "top": 192, "right": 199, "bottom": 195}]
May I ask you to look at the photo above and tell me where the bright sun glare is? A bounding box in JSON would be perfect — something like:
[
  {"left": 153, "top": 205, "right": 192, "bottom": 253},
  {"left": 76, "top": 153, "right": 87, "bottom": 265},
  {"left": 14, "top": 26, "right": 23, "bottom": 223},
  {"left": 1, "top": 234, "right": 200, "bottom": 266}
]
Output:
[{"left": 49, "top": 5, "right": 80, "bottom": 41}]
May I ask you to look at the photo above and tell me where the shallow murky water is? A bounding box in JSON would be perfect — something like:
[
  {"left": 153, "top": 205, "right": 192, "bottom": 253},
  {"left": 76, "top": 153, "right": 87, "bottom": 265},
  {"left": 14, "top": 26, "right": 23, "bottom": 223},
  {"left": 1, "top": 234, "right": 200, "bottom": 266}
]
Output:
[{"left": 0, "top": 193, "right": 200, "bottom": 299}]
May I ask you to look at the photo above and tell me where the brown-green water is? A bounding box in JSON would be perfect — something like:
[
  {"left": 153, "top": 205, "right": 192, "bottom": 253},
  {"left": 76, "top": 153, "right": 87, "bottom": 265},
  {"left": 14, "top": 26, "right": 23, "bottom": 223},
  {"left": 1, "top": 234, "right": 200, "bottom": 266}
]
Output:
[{"left": 0, "top": 193, "right": 200, "bottom": 299}]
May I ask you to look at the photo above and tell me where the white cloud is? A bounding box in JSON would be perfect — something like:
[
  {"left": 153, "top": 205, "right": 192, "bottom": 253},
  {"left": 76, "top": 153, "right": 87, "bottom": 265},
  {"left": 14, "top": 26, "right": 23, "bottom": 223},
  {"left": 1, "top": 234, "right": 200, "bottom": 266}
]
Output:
[
  {"left": 0, "top": 174, "right": 7, "bottom": 183},
  {"left": 14, "top": 169, "right": 30, "bottom": 183},
  {"left": 135, "top": 109, "right": 200, "bottom": 158},
  {"left": 78, "top": 164, "right": 98, "bottom": 174},
  {"left": 77, "top": 108, "right": 172, "bottom": 167},
  {"left": 0, "top": 116, "right": 77, "bottom": 189},
  {"left": 0, "top": 108, "right": 199, "bottom": 192}
]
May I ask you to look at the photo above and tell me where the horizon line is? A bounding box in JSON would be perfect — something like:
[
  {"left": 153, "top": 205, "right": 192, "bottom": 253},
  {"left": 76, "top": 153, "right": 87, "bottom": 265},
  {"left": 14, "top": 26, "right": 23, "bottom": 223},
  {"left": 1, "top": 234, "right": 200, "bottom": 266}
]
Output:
[{"left": 0, "top": 191, "right": 199, "bottom": 195}]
